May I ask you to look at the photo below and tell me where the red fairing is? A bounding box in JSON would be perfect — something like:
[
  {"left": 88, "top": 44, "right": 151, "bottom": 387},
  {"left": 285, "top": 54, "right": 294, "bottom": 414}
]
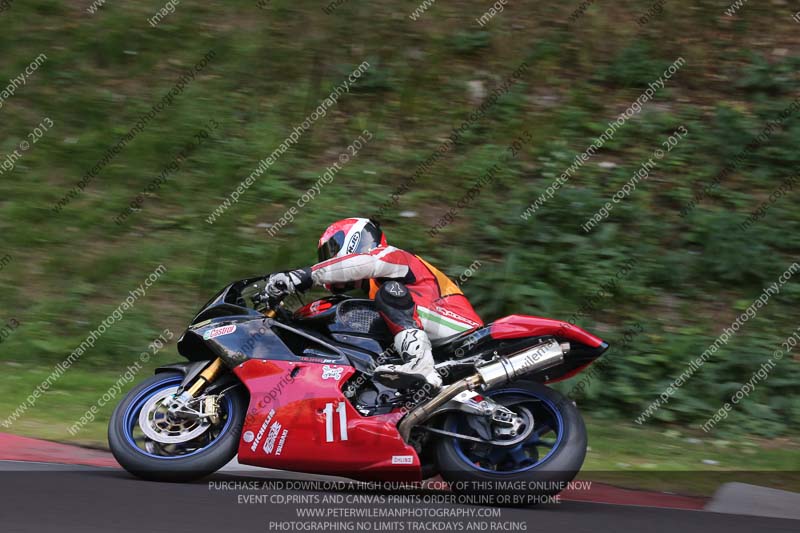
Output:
[
  {"left": 490, "top": 315, "right": 604, "bottom": 348},
  {"left": 234, "top": 359, "right": 421, "bottom": 482}
]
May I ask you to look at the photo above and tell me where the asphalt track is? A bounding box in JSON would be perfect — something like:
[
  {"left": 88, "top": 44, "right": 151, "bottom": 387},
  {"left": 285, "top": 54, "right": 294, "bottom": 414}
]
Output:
[
  {"left": 0, "top": 461, "right": 797, "bottom": 533},
  {"left": 0, "top": 434, "right": 797, "bottom": 533}
]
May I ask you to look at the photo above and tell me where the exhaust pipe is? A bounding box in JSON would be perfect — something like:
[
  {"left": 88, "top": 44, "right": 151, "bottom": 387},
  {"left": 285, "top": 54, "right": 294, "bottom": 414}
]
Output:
[
  {"left": 475, "top": 339, "right": 568, "bottom": 388},
  {"left": 398, "top": 339, "right": 568, "bottom": 441}
]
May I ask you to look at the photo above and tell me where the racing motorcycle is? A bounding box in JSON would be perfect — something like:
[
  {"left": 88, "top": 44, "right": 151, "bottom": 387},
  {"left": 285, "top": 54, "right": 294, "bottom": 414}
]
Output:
[{"left": 109, "top": 275, "right": 608, "bottom": 500}]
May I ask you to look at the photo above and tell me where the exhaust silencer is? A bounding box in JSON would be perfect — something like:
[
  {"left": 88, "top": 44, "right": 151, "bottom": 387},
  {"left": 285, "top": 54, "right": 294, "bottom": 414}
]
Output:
[
  {"left": 398, "top": 339, "right": 568, "bottom": 441},
  {"left": 475, "top": 339, "right": 567, "bottom": 388}
]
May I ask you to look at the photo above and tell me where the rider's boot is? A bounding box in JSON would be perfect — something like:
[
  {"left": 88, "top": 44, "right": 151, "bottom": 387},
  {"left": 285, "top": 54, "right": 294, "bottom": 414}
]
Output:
[{"left": 373, "top": 328, "right": 442, "bottom": 391}]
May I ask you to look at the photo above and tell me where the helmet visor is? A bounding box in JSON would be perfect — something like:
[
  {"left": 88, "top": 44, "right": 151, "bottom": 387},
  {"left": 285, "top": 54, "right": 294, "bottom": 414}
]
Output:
[{"left": 318, "top": 230, "right": 346, "bottom": 262}]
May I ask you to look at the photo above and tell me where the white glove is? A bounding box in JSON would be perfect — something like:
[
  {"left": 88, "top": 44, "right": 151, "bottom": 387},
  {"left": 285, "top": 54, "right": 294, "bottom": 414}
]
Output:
[{"left": 264, "top": 269, "right": 311, "bottom": 299}]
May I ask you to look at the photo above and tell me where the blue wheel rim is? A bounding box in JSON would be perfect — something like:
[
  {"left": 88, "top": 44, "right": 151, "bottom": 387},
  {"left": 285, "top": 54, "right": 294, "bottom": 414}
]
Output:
[
  {"left": 122, "top": 375, "right": 234, "bottom": 460},
  {"left": 450, "top": 388, "right": 564, "bottom": 474}
]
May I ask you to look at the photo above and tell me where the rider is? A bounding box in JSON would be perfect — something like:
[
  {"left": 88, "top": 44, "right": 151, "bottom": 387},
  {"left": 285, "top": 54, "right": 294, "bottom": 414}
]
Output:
[{"left": 263, "top": 217, "right": 483, "bottom": 390}]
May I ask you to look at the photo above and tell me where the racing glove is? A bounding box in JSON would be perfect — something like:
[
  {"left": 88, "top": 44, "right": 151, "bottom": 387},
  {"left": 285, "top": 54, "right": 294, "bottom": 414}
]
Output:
[{"left": 264, "top": 268, "right": 313, "bottom": 299}]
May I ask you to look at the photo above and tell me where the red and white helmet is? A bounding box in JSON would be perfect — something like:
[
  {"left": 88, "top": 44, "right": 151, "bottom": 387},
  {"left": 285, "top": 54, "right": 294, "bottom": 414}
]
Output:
[{"left": 317, "top": 218, "right": 387, "bottom": 262}]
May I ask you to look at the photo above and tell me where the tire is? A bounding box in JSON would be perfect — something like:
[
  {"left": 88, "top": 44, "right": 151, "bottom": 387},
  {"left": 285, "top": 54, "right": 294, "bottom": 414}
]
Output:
[
  {"left": 108, "top": 371, "right": 246, "bottom": 482},
  {"left": 434, "top": 380, "right": 586, "bottom": 505}
]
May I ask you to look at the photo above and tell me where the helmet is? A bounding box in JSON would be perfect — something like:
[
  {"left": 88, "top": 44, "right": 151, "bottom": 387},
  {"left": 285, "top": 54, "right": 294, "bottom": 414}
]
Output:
[{"left": 318, "top": 218, "right": 387, "bottom": 262}]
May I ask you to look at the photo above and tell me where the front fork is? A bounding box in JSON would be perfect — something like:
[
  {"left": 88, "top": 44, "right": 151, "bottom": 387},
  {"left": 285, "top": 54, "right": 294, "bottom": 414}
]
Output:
[
  {"left": 165, "top": 358, "right": 227, "bottom": 421},
  {"left": 183, "top": 357, "right": 225, "bottom": 397}
]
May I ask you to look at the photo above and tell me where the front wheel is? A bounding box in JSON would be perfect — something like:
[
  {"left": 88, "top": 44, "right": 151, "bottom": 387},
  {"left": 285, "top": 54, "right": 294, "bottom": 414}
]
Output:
[
  {"left": 435, "top": 380, "right": 587, "bottom": 505},
  {"left": 108, "top": 371, "right": 246, "bottom": 482}
]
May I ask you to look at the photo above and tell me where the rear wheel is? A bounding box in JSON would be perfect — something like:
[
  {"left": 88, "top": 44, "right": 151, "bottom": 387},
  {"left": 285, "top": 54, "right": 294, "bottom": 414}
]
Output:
[
  {"left": 108, "top": 371, "right": 246, "bottom": 482},
  {"left": 435, "top": 380, "right": 586, "bottom": 505}
]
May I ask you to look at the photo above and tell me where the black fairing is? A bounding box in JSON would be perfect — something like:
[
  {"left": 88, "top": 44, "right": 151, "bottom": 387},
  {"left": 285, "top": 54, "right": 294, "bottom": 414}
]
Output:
[
  {"left": 177, "top": 281, "right": 390, "bottom": 372},
  {"left": 177, "top": 276, "right": 269, "bottom": 363}
]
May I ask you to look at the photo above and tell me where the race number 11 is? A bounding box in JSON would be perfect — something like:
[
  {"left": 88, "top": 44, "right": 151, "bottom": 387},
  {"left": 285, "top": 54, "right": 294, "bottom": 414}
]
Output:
[{"left": 323, "top": 402, "right": 348, "bottom": 442}]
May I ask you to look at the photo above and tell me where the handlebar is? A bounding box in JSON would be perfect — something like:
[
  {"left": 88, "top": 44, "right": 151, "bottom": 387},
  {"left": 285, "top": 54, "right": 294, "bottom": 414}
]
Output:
[{"left": 249, "top": 278, "right": 290, "bottom": 318}]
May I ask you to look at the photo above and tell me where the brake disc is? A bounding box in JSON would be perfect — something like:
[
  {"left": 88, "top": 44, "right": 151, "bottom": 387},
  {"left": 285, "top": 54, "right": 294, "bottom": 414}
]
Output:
[{"left": 138, "top": 386, "right": 211, "bottom": 444}]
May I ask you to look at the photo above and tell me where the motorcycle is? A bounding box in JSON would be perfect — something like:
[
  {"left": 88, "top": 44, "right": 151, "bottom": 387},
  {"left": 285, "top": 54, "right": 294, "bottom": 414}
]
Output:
[{"left": 109, "top": 275, "right": 608, "bottom": 500}]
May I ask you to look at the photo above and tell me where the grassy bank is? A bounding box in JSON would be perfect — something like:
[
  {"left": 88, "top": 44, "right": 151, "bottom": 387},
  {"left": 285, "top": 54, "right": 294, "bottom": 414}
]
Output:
[{"left": 0, "top": 2, "right": 798, "bottom": 448}]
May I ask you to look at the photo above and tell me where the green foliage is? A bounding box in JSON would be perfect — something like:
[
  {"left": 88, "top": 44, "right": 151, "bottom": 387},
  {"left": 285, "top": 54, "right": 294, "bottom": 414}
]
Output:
[
  {"left": 735, "top": 54, "right": 800, "bottom": 95},
  {"left": 451, "top": 30, "right": 491, "bottom": 55},
  {"left": 598, "top": 41, "right": 673, "bottom": 88}
]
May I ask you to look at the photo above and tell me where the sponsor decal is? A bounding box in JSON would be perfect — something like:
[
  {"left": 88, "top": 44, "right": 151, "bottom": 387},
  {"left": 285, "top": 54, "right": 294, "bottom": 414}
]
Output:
[
  {"left": 346, "top": 231, "right": 361, "bottom": 254},
  {"left": 275, "top": 428, "right": 289, "bottom": 455},
  {"left": 203, "top": 324, "right": 236, "bottom": 340},
  {"left": 387, "top": 281, "right": 405, "bottom": 296},
  {"left": 242, "top": 431, "right": 255, "bottom": 443},
  {"left": 434, "top": 306, "right": 480, "bottom": 328},
  {"left": 391, "top": 455, "right": 414, "bottom": 464},
  {"left": 263, "top": 421, "right": 282, "bottom": 454},
  {"left": 300, "top": 357, "right": 339, "bottom": 364},
  {"left": 250, "top": 409, "right": 275, "bottom": 452},
  {"left": 321, "top": 365, "right": 344, "bottom": 380}
]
